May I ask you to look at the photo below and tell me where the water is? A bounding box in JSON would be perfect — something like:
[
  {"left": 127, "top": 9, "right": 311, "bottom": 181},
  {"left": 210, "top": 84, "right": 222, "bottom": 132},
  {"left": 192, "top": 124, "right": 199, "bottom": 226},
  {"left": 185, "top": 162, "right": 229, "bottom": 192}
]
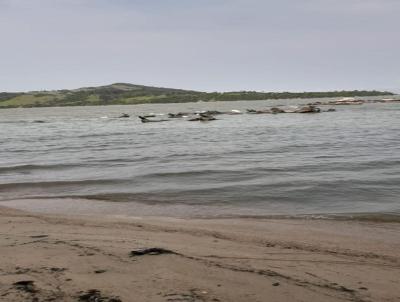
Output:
[{"left": 1, "top": 97, "right": 400, "bottom": 217}]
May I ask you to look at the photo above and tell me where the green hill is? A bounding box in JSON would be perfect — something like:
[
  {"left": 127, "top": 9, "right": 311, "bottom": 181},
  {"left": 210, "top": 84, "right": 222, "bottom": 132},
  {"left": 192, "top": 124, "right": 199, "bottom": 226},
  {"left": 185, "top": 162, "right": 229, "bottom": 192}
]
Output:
[{"left": 0, "top": 83, "right": 393, "bottom": 108}]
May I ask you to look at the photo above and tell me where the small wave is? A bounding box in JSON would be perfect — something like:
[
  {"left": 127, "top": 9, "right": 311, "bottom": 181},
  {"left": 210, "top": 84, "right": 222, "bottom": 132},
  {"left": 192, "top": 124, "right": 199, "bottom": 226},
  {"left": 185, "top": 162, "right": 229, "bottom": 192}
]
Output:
[
  {"left": 91, "top": 156, "right": 159, "bottom": 163},
  {"left": 306, "top": 212, "right": 400, "bottom": 223},
  {"left": 140, "top": 169, "right": 237, "bottom": 178},
  {"left": 0, "top": 157, "right": 160, "bottom": 174},
  {"left": 75, "top": 193, "right": 163, "bottom": 203},
  {"left": 223, "top": 212, "right": 400, "bottom": 222},
  {"left": 0, "top": 163, "right": 84, "bottom": 173},
  {"left": 0, "top": 121, "right": 28, "bottom": 124},
  {"left": 0, "top": 178, "right": 130, "bottom": 190}
]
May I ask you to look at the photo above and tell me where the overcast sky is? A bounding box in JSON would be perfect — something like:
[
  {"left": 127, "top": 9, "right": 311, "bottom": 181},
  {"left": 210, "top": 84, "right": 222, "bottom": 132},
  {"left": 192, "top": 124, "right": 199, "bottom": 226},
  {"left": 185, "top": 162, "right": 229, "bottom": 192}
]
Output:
[{"left": 0, "top": 0, "right": 399, "bottom": 92}]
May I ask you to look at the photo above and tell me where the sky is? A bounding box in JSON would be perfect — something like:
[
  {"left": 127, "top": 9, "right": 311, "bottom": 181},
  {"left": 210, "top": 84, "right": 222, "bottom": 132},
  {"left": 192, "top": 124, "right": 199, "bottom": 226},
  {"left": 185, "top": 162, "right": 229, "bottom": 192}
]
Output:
[{"left": 0, "top": 0, "right": 399, "bottom": 92}]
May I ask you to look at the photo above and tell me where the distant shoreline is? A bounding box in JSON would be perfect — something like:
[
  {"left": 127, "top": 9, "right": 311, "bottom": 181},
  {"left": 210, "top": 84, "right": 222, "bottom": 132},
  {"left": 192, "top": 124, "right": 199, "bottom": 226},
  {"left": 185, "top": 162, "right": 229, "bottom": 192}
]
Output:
[{"left": 0, "top": 82, "right": 393, "bottom": 109}]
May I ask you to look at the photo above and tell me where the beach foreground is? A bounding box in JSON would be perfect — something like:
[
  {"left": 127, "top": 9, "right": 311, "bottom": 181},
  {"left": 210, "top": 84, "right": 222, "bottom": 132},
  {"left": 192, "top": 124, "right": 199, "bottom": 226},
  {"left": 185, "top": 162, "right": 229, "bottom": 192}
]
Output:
[{"left": 0, "top": 206, "right": 399, "bottom": 302}]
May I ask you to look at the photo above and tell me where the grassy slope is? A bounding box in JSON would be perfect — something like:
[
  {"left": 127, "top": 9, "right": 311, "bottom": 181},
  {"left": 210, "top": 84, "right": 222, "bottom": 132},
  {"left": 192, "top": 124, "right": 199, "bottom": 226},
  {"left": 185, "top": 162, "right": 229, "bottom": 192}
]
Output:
[{"left": 0, "top": 83, "right": 393, "bottom": 108}]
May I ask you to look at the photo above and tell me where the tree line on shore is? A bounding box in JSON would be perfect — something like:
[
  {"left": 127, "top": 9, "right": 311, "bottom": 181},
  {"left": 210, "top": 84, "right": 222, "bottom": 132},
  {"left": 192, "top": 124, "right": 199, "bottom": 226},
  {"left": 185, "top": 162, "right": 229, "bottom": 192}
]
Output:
[{"left": 0, "top": 83, "right": 393, "bottom": 109}]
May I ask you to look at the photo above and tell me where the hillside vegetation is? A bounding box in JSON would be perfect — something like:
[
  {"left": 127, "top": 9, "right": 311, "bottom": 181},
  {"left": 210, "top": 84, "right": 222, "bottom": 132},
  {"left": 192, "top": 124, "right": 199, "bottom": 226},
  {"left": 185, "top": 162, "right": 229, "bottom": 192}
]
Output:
[{"left": 0, "top": 83, "right": 393, "bottom": 108}]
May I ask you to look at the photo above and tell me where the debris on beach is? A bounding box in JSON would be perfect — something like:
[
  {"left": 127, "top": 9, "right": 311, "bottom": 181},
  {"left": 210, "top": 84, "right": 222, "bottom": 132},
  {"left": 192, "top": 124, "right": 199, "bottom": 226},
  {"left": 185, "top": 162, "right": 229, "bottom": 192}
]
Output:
[
  {"left": 130, "top": 247, "right": 176, "bottom": 256},
  {"left": 77, "top": 289, "right": 122, "bottom": 302},
  {"left": 163, "top": 289, "right": 211, "bottom": 302},
  {"left": 13, "top": 280, "right": 37, "bottom": 293},
  {"left": 30, "top": 234, "right": 49, "bottom": 239},
  {"left": 48, "top": 267, "right": 67, "bottom": 272}
]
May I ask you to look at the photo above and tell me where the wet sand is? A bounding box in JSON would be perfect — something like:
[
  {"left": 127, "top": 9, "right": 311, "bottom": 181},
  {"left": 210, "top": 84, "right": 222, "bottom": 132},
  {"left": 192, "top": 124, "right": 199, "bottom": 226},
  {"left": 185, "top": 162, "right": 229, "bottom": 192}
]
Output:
[{"left": 1, "top": 205, "right": 400, "bottom": 302}]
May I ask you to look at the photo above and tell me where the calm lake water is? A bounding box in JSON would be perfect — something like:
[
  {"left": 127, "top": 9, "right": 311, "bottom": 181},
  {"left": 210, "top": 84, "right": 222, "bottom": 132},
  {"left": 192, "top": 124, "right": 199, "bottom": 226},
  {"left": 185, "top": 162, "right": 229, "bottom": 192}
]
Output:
[{"left": 1, "top": 97, "right": 399, "bottom": 218}]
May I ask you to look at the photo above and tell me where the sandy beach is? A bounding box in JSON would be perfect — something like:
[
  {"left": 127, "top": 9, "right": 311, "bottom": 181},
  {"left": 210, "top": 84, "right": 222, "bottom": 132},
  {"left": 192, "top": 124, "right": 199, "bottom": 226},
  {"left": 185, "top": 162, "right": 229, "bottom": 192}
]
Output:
[{"left": 0, "top": 205, "right": 399, "bottom": 302}]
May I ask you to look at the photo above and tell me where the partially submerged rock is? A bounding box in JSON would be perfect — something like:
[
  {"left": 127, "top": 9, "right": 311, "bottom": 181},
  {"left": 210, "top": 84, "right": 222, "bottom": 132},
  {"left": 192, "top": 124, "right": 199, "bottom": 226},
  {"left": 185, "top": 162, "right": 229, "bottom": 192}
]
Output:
[
  {"left": 246, "top": 109, "right": 271, "bottom": 114},
  {"left": 142, "top": 113, "right": 156, "bottom": 118},
  {"left": 168, "top": 112, "right": 189, "bottom": 118},
  {"left": 246, "top": 106, "right": 321, "bottom": 114},
  {"left": 295, "top": 105, "right": 321, "bottom": 113},
  {"left": 138, "top": 116, "right": 170, "bottom": 123},
  {"left": 202, "top": 110, "right": 223, "bottom": 115},
  {"left": 169, "top": 110, "right": 241, "bottom": 118},
  {"left": 188, "top": 113, "right": 217, "bottom": 121},
  {"left": 118, "top": 113, "right": 130, "bottom": 118},
  {"left": 270, "top": 107, "right": 286, "bottom": 114}
]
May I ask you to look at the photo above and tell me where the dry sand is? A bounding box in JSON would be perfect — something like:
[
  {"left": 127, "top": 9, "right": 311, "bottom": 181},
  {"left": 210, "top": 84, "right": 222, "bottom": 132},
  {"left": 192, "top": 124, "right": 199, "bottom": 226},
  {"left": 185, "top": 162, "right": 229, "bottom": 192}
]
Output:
[{"left": 1, "top": 205, "right": 400, "bottom": 302}]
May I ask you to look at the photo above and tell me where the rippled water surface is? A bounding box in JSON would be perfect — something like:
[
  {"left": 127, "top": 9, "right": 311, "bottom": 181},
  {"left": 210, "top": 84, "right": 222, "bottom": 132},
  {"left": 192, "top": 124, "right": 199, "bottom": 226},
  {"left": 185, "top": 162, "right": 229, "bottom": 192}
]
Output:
[{"left": 1, "top": 98, "right": 399, "bottom": 217}]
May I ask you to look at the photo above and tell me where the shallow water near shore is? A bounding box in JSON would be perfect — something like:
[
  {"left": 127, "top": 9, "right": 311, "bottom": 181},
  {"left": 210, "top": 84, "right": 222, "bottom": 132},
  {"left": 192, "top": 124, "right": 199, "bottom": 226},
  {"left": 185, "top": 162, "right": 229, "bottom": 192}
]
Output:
[{"left": 1, "top": 97, "right": 400, "bottom": 218}]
